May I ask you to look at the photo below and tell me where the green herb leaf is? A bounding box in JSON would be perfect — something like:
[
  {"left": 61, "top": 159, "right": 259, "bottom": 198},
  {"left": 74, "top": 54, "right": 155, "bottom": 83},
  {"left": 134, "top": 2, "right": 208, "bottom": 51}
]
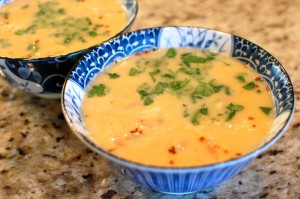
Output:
[
  {"left": 137, "top": 90, "right": 149, "bottom": 99},
  {"left": 88, "top": 84, "right": 109, "bottom": 98},
  {"left": 15, "top": 30, "right": 28, "bottom": 35},
  {"left": 191, "top": 83, "right": 214, "bottom": 103},
  {"left": 259, "top": 107, "right": 272, "bottom": 115},
  {"left": 165, "top": 48, "right": 177, "bottom": 58},
  {"left": 149, "top": 69, "right": 160, "bottom": 82},
  {"left": 88, "top": 31, "right": 97, "bottom": 37},
  {"left": 152, "top": 82, "right": 168, "bottom": 95},
  {"left": 191, "top": 106, "right": 208, "bottom": 125},
  {"left": 243, "top": 82, "right": 256, "bottom": 90},
  {"left": 27, "top": 43, "right": 39, "bottom": 52},
  {"left": 224, "top": 86, "right": 231, "bottom": 95},
  {"left": 107, "top": 73, "right": 120, "bottom": 79},
  {"left": 170, "top": 79, "right": 190, "bottom": 91},
  {"left": 227, "top": 103, "right": 244, "bottom": 112},
  {"left": 226, "top": 103, "right": 244, "bottom": 121},
  {"left": 161, "top": 73, "right": 175, "bottom": 79},
  {"left": 137, "top": 83, "right": 151, "bottom": 99},
  {"left": 236, "top": 75, "right": 246, "bottom": 83},
  {"left": 209, "top": 80, "right": 224, "bottom": 93},
  {"left": 181, "top": 53, "right": 215, "bottom": 66},
  {"left": 144, "top": 97, "right": 153, "bottom": 105},
  {"left": 129, "top": 67, "right": 139, "bottom": 76}
]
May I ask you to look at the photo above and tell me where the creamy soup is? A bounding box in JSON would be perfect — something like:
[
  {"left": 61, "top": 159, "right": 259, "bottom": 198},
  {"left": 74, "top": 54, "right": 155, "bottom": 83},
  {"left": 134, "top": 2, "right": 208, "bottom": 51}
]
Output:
[
  {"left": 82, "top": 48, "right": 275, "bottom": 167},
  {"left": 0, "top": 0, "right": 127, "bottom": 58}
]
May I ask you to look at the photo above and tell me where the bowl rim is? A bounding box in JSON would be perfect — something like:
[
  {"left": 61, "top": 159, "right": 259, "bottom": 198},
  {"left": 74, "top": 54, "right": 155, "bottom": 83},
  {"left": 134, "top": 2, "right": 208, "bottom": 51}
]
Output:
[
  {"left": 61, "top": 26, "right": 295, "bottom": 171},
  {"left": 0, "top": 0, "right": 139, "bottom": 61}
]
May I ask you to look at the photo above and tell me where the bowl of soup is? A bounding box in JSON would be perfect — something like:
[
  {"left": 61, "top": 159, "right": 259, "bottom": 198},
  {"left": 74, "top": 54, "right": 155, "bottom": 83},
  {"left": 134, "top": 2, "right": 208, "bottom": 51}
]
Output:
[
  {"left": 62, "top": 26, "right": 294, "bottom": 194},
  {"left": 0, "top": 0, "right": 137, "bottom": 98}
]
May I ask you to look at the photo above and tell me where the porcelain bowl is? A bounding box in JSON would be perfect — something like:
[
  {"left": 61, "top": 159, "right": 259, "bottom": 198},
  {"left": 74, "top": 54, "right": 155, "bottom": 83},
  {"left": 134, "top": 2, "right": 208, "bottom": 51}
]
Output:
[
  {"left": 62, "top": 26, "right": 294, "bottom": 194},
  {"left": 0, "top": 0, "right": 138, "bottom": 98}
]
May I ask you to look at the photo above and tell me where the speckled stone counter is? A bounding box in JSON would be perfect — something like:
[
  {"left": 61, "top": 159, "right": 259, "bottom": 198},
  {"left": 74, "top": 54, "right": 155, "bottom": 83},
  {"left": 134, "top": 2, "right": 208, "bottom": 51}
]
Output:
[{"left": 0, "top": 0, "right": 300, "bottom": 198}]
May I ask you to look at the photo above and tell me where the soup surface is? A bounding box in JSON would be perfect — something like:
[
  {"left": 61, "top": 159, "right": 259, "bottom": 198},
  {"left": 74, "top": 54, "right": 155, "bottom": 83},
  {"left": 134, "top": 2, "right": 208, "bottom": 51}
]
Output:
[
  {"left": 82, "top": 48, "right": 275, "bottom": 167},
  {"left": 0, "top": 0, "right": 127, "bottom": 58}
]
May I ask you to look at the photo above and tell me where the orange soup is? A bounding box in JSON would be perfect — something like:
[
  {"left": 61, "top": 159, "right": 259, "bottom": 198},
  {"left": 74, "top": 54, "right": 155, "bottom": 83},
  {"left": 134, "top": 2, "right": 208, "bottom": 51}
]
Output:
[
  {"left": 0, "top": 0, "right": 127, "bottom": 58},
  {"left": 82, "top": 48, "right": 275, "bottom": 167}
]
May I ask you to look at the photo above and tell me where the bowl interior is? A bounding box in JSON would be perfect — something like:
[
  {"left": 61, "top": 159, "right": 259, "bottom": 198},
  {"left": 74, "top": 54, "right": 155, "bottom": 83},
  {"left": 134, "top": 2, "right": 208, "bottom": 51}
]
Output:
[{"left": 62, "top": 26, "right": 294, "bottom": 168}]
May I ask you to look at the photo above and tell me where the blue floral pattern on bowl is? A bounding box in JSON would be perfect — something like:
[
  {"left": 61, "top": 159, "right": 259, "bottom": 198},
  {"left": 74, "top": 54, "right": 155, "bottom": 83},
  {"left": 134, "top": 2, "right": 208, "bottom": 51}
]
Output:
[
  {"left": 0, "top": 0, "right": 138, "bottom": 98},
  {"left": 62, "top": 26, "right": 294, "bottom": 194}
]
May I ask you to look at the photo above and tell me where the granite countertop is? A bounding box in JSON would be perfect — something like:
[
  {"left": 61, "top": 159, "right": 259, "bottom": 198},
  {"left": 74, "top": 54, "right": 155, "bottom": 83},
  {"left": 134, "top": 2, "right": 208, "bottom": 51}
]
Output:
[{"left": 0, "top": 0, "right": 300, "bottom": 198}]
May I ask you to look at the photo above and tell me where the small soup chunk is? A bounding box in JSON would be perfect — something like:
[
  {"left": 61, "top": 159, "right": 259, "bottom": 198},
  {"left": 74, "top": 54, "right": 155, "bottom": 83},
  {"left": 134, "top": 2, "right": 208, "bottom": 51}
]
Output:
[
  {"left": 0, "top": 0, "right": 127, "bottom": 58},
  {"left": 82, "top": 48, "right": 275, "bottom": 167}
]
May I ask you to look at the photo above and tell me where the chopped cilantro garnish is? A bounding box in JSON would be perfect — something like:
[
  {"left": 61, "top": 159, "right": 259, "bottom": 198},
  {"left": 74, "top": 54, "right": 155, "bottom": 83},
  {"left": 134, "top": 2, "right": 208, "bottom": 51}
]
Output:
[
  {"left": 191, "top": 83, "right": 215, "bottom": 103},
  {"left": 243, "top": 82, "right": 256, "bottom": 90},
  {"left": 224, "top": 86, "right": 231, "bottom": 95},
  {"left": 154, "top": 59, "right": 163, "bottom": 67},
  {"left": 226, "top": 103, "right": 244, "bottom": 121},
  {"left": 107, "top": 73, "right": 120, "bottom": 79},
  {"left": 129, "top": 67, "right": 139, "bottom": 76},
  {"left": 137, "top": 90, "right": 149, "bottom": 98},
  {"left": 170, "top": 79, "right": 190, "bottom": 91},
  {"left": 137, "top": 83, "right": 151, "bottom": 99},
  {"left": 165, "top": 48, "right": 177, "bottom": 58},
  {"left": 144, "top": 96, "right": 153, "bottom": 105},
  {"left": 259, "top": 107, "right": 272, "bottom": 115},
  {"left": 181, "top": 53, "right": 215, "bottom": 66},
  {"left": 149, "top": 69, "right": 160, "bottom": 82},
  {"left": 191, "top": 106, "right": 208, "bottom": 125},
  {"left": 236, "top": 75, "right": 246, "bottom": 83},
  {"left": 15, "top": 30, "right": 28, "bottom": 35},
  {"left": 161, "top": 73, "right": 175, "bottom": 79},
  {"left": 88, "top": 31, "right": 97, "bottom": 37},
  {"left": 152, "top": 82, "right": 168, "bottom": 95},
  {"left": 209, "top": 80, "right": 224, "bottom": 93},
  {"left": 88, "top": 84, "right": 109, "bottom": 98}
]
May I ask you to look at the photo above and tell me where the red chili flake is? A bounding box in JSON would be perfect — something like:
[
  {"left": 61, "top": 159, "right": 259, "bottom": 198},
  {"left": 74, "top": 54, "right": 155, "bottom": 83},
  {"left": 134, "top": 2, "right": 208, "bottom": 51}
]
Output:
[
  {"left": 236, "top": 153, "right": 242, "bottom": 156},
  {"left": 35, "top": 39, "right": 40, "bottom": 44},
  {"left": 223, "top": 149, "right": 229, "bottom": 154},
  {"left": 108, "top": 148, "right": 116, "bottom": 152},
  {"left": 255, "top": 84, "right": 259, "bottom": 88},
  {"left": 135, "top": 52, "right": 141, "bottom": 56},
  {"left": 168, "top": 146, "right": 176, "bottom": 154},
  {"left": 169, "top": 160, "right": 174, "bottom": 165},
  {"left": 255, "top": 77, "right": 262, "bottom": 81},
  {"left": 248, "top": 116, "right": 254, "bottom": 120},
  {"left": 199, "top": 136, "right": 206, "bottom": 142},
  {"left": 98, "top": 16, "right": 103, "bottom": 19},
  {"left": 143, "top": 50, "right": 149, "bottom": 54},
  {"left": 266, "top": 86, "right": 270, "bottom": 91},
  {"left": 252, "top": 124, "right": 256, "bottom": 128}
]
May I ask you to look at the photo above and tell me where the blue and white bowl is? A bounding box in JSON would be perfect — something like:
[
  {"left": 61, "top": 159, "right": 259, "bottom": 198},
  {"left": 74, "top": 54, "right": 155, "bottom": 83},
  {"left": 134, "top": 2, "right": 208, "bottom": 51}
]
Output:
[
  {"left": 0, "top": 0, "right": 138, "bottom": 98},
  {"left": 62, "top": 26, "right": 295, "bottom": 194}
]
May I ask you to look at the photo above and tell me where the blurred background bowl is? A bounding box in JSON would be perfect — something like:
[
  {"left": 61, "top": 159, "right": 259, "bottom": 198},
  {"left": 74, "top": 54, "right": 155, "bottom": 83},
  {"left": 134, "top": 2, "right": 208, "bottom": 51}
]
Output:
[
  {"left": 0, "top": 0, "right": 138, "bottom": 98},
  {"left": 62, "top": 26, "right": 294, "bottom": 194}
]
